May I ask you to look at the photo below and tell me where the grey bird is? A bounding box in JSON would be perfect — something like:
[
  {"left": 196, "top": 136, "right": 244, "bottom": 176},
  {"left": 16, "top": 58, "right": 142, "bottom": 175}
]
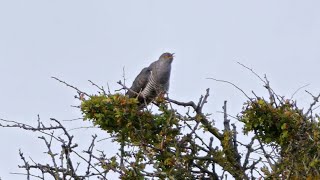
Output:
[{"left": 126, "top": 52, "right": 174, "bottom": 106}]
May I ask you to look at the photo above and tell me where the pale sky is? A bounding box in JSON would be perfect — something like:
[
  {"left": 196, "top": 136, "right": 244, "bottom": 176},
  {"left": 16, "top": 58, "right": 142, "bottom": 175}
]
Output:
[{"left": 1, "top": 1, "right": 320, "bottom": 179}]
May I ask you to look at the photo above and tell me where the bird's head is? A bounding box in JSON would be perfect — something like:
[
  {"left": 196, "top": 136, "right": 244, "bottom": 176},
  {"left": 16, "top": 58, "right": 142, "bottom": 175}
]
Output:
[{"left": 159, "top": 52, "right": 174, "bottom": 63}]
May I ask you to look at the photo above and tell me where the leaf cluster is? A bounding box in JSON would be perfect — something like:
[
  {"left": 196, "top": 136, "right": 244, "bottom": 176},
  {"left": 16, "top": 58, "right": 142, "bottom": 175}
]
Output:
[
  {"left": 80, "top": 94, "right": 191, "bottom": 178},
  {"left": 241, "top": 98, "right": 320, "bottom": 178},
  {"left": 241, "top": 99, "right": 304, "bottom": 145}
]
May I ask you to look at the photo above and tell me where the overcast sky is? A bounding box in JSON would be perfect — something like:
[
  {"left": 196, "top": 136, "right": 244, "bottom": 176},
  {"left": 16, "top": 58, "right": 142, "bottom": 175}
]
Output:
[{"left": 1, "top": 1, "right": 320, "bottom": 179}]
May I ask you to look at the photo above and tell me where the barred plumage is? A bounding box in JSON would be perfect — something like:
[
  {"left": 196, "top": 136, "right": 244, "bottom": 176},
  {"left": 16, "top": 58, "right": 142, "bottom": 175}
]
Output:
[
  {"left": 141, "top": 71, "right": 157, "bottom": 98},
  {"left": 126, "top": 53, "right": 174, "bottom": 107}
]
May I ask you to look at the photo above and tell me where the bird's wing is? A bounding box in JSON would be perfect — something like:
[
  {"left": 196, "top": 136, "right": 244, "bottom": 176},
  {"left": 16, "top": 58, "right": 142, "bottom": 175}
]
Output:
[{"left": 126, "top": 67, "right": 151, "bottom": 98}]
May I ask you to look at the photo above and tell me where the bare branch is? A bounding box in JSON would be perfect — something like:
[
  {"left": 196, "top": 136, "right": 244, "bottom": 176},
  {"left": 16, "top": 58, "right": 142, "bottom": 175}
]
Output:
[
  {"left": 88, "top": 79, "right": 106, "bottom": 95},
  {"left": 51, "top": 76, "right": 89, "bottom": 97},
  {"left": 207, "top": 78, "right": 252, "bottom": 101},
  {"left": 18, "top": 150, "right": 30, "bottom": 180},
  {"left": 243, "top": 137, "right": 255, "bottom": 169},
  {"left": 290, "top": 84, "right": 310, "bottom": 99},
  {"left": 237, "top": 62, "right": 266, "bottom": 84},
  {"left": 305, "top": 91, "right": 320, "bottom": 116}
]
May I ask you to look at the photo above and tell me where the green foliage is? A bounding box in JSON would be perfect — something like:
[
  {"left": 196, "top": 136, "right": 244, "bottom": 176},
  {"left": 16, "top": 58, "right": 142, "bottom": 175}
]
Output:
[
  {"left": 81, "top": 94, "right": 181, "bottom": 144},
  {"left": 81, "top": 93, "right": 144, "bottom": 134},
  {"left": 241, "top": 98, "right": 304, "bottom": 146},
  {"left": 241, "top": 98, "right": 320, "bottom": 178},
  {"left": 81, "top": 94, "right": 192, "bottom": 178},
  {"left": 9, "top": 75, "right": 320, "bottom": 179},
  {"left": 80, "top": 91, "right": 320, "bottom": 179}
]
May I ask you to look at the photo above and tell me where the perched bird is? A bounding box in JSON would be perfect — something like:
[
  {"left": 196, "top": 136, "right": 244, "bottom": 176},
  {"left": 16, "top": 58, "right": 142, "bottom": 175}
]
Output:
[{"left": 126, "top": 52, "right": 174, "bottom": 106}]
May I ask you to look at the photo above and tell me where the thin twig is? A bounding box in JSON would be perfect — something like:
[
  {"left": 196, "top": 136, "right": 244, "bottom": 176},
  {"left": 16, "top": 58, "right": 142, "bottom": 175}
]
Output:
[
  {"left": 88, "top": 80, "right": 106, "bottom": 95},
  {"left": 51, "top": 76, "right": 89, "bottom": 97},
  {"left": 207, "top": 78, "right": 252, "bottom": 101},
  {"left": 290, "top": 84, "right": 310, "bottom": 99},
  {"left": 237, "top": 62, "right": 266, "bottom": 84}
]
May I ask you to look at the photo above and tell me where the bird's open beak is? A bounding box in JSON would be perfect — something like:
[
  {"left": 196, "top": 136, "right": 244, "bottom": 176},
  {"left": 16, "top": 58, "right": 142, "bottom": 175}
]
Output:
[{"left": 171, "top": 53, "right": 175, "bottom": 57}]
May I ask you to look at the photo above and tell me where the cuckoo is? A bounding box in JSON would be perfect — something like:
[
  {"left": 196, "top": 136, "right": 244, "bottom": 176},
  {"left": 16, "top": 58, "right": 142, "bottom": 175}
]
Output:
[{"left": 126, "top": 52, "right": 174, "bottom": 106}]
